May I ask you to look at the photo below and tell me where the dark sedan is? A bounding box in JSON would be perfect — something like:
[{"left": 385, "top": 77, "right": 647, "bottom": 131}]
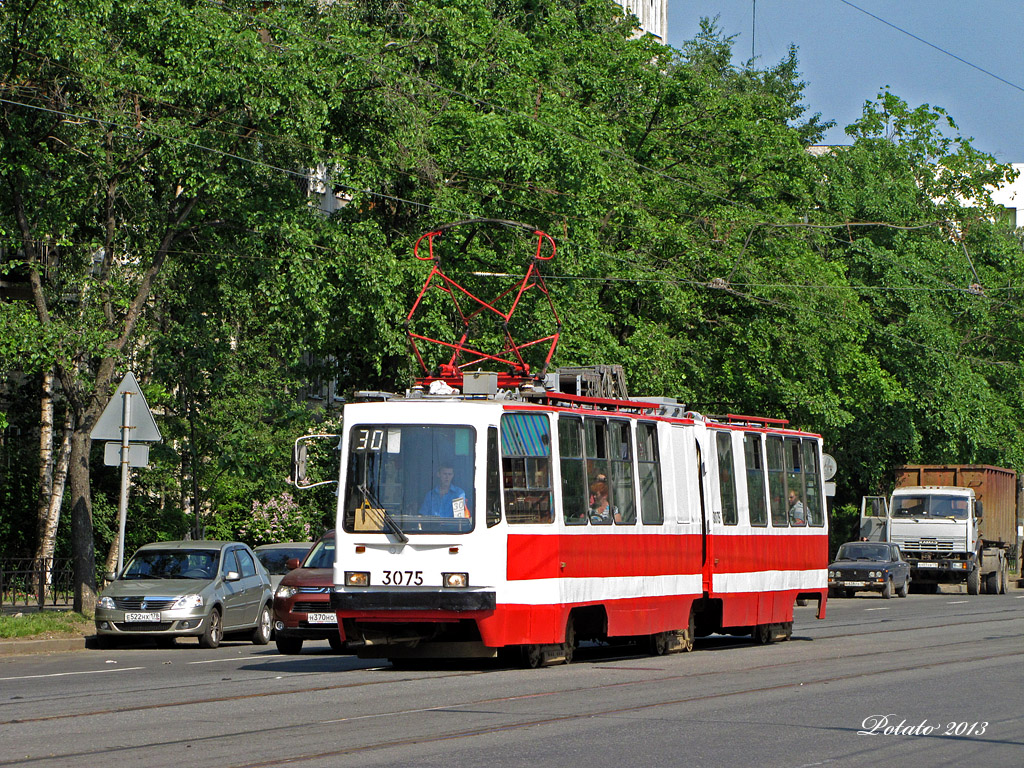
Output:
[
  {"left": 272, "top": 531, "right": 345, "bottom": 654},
  {"left": 828, "top": 541, "right": 911, "bottom": 599}
]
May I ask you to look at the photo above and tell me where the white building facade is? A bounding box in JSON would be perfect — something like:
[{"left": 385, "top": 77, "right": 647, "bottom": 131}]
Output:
[
  {"left": 988, "top": 163, "right": 1024, "bottom": 228},
  {"left": 618, "top": 0, "right": 668, "bottom": 42}
]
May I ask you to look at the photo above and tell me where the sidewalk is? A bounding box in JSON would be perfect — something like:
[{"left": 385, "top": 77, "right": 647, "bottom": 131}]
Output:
[
  {"left": 0, "top": 635, "right": 90, "bottom": 657},
  {"left": 0, "top": 605, "right": 93, "bottom": 657}
]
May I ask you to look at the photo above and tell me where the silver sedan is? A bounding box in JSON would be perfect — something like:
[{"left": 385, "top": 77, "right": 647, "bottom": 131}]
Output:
[{"left": 94, "top": 540, "right": 273, "bottom": 649}]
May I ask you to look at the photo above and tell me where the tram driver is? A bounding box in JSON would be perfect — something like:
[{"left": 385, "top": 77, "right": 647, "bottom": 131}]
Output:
[{"left": 419, "top": 462, "right": 471, "bottom": 518}]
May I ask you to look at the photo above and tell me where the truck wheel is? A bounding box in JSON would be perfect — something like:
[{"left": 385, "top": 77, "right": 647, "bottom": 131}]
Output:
[
  {"left": 984, "top": 571, "right": 999, "bottom": 595},
  {"left": 967, "top": 566, "right": 980, "bottom": 596},
  {"left": 999, "top": 562, "right": 1008, "bottom": 594}
]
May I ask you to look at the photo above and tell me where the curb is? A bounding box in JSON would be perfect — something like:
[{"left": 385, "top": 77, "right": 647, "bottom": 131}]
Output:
[{"left": 0, "top": 636, "right": 90, "bottom": 657}]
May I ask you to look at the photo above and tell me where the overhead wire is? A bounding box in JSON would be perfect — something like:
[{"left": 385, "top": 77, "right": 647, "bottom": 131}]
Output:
[{"left": 836, "top": 0, "right": 1024, "bottom": 95}]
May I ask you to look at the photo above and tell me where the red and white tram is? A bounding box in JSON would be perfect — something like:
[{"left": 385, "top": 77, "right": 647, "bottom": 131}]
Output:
[
  {"left": 329, "top": 387, "right": 828, "bottom": 665},
  {"left": 324, "top": 222, "right": 829, "bottom": 666}
]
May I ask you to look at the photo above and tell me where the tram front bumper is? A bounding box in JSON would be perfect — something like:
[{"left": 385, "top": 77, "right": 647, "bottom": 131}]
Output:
[{"left": 330, "top": 590, "right": 496, "bottom": 612}]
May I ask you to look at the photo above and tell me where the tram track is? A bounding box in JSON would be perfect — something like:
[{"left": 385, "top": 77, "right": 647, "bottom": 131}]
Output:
[
  {"left": 3, "top": 641, "right": 1020, "bottom": 767},
  {"left": 2, "top": 604, "right": 1020, "bottom": 729},
  {"left": 228, "top": 643, "right": 1024, "bottom": 768},
  {"left": 4, "top": 600, "right": 1023, "bottom": 768}
]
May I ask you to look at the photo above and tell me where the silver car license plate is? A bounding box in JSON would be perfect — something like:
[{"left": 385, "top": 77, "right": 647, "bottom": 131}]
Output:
[
  {"left": 124, "top": 612, "right": 160, "bottom": 622},
  {"left": 306, "top": 612, "right": 336, "bottom": 624}
]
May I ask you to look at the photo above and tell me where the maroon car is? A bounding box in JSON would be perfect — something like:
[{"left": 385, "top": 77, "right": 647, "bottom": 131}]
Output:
[{"left": 272, "top": 531, "right": 344, "bottom": 654}]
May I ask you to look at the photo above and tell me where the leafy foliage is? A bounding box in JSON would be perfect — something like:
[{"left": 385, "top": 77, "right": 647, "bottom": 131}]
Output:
[{"left": 1, "top": 0, "right": 1023, "bottom": 571}]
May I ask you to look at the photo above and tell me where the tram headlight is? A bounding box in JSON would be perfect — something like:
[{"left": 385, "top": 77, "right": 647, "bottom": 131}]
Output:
[
  {"left": 442, "top": 572, "right": 469, "bottom": 588},
  {"left": 345, "top": 571, "right": 370, "bottom": 586}
]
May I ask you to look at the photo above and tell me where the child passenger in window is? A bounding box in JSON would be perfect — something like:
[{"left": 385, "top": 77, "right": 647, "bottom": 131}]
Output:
[{"left": 589, "top": 481, "right": 618, "bottom": 524}]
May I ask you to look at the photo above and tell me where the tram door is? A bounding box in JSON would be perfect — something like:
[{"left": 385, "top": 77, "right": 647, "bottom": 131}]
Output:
[{"left": 694, "top": 439, "right": 709, "bottom": 593}]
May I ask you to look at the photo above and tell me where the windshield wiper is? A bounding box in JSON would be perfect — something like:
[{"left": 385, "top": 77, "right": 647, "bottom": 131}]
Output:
[{"left": 357, "top": 484, "right": 409, "bottom": 543}]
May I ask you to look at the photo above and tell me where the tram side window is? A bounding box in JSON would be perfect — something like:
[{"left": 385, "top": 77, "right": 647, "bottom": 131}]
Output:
[
  {"left": 609, "top": 420, "right": 636, "bottom": 525},
  {"left": 558, "top": 417, "right": 589, "bottom": 525},
  {"left": 584, "top": 418, "right": 612, "bottom": 526},
  {"left": 802, "top": 440, "right": 825, "bottom": 527},
  {"left": 715, "top": 431, "right": 738, "bottom": 525},
  {"left": 784, "top": 437, "right": 806, "bottom": 526},
  {"left": 637, "top": 422, "right": 663, "bottom": 525},
  {"left": 501, "top": 413, "right": 553, "bottom": 524},
  {"left": 486, "top": 427, "right": 501, "bottom": 527},
  {"left": 767, "top": 435, "right": 787, "bottom": 527},
  {"left": 744, "top": 433, "right": 768, "bottom": 527}
]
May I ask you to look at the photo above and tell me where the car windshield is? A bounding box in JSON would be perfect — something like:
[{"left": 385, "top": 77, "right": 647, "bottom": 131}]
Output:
[
  {"left": 342, "top": 424, "right": 476, "bottom": 536},
  {"left": 303, "top": 537, "right": 336, "bottom": 569},
  {"left": 891, "top": 494, "right": 969, "bottom": 520},
  {"left": 256, "top": 547, "right": 310, "bottom": 575},
  {"left": 121, "top": 549, "right": 218, "bottom": 579},
  {"left": 836, "top": 543, "right": 890, "bottom": 562}
]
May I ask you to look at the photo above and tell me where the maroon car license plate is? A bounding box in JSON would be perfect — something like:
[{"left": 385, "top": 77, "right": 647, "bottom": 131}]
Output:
[{"left": 306, "top": 613, "right": 336, "bottom": 624}]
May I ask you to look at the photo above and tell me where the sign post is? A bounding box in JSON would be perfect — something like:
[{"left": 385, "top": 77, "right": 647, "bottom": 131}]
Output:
[{"left": 90, "top": 372, "right": 162, "bottom": 574}]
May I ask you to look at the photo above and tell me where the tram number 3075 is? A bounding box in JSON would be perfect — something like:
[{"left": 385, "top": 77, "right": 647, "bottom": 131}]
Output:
[{"left": 381, "top": 570, "right": 424, "bottom": 586}]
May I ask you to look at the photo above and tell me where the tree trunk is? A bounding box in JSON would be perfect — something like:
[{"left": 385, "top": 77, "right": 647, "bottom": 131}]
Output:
[
  {"left": 68, "top": 427, "right": 97, "bottom": 615},
  {"left": 34, "top": 394, "right": 73, "bottom": 588},
  {"left": 38, "top": 370, "right": 55, "bottom": 535},
  {"left": 104, "top": 537, "right": 120, "bottom": 577},
  {"left": 34, "top": 370, "right": 55, "bottom": 595}
]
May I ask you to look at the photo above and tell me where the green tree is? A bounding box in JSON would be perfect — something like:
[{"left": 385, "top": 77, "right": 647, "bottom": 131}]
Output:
[{"left": 0, "top": 0, "right": 348, "bottom": 609}]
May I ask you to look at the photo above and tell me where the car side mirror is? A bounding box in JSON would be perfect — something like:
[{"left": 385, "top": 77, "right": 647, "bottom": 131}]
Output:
[
  {"left": 286, "top": 557, "right": 301, "bottom": 571},
  {"left": 103, "top": 571, "right": 116, "bottom": 581},
  {"left": 224, "top": 571, "right": 241, "bottom": 582}
]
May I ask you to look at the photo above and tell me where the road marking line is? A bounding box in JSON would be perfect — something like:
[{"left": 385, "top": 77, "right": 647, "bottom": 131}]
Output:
[
  {"left": 0, "top": 666, "right": 144, "bottom": 682},
  {"left": 948, "top": 600, "right": 970, "bottom": 604},
  {"left": 864, "top": 607, "right": 890, "bottom": 611}
]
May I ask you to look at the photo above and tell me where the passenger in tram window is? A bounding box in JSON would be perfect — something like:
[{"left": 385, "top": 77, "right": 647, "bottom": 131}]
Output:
[
  {"left": 588, "top": 473, "right": 608, "bottom": 506},
  {"left": 419, "top": 463, "right": 470, "bottom": 518},
  {"left": 788, "top": 489, "right": 806, "bottom": 526},
  {"left": 589, "top": 481, "right": 617, "bottom": 524}
]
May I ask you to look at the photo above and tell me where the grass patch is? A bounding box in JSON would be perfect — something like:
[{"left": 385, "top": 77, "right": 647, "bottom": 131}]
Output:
[{"left": 0, "top": 611, "right": 93, "bottom": 639}]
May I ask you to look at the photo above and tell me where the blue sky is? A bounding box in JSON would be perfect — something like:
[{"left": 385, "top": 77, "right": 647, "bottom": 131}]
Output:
[{"left": 666, "top": 1, "right": 1024, "bottom": 162}]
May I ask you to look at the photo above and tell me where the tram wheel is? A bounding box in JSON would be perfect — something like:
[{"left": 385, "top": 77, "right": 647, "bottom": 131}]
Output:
[
  {"left": 752, "top": 624, "right": 774, "bottom": 645},
  {"left": 522, "top": 645, "right": 545, "bottom": 669},
  {"left": 648, "top": 632, "right": 671, "bottom": 656},
  {"left": 563, "top": 617, "right": 576, "bottom": 665},
  {"left": 681, "top": 610, "right": 695, "bottom": 652}
]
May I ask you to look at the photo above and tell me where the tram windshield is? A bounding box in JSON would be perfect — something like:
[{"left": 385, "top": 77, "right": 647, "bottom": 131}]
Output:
[
  {"left": 891, "top": 494, "right": 969, "bottom": 520},
  {"left": 342, "top": 424, "right": 476, "bottom": 535}
]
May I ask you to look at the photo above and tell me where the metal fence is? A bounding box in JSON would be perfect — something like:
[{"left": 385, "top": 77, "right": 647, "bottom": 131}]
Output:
[{"left": 0, "top": 558, "right": 74, "bottom": 609}]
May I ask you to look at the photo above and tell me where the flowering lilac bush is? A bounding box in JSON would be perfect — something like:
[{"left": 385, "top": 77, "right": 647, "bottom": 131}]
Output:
[{"left": 240, "top": 493, "right": 313, "bottom": 545}]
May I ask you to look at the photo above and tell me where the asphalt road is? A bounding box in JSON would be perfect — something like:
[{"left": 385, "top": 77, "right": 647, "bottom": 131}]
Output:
[{"left": 1, "top": 590, "right": 1022, "bottom": 768}]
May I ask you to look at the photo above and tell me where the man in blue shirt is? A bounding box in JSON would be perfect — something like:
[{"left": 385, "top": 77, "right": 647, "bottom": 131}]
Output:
[{"left": 419, "top": 464, "right": 470, "bottom": 518}]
